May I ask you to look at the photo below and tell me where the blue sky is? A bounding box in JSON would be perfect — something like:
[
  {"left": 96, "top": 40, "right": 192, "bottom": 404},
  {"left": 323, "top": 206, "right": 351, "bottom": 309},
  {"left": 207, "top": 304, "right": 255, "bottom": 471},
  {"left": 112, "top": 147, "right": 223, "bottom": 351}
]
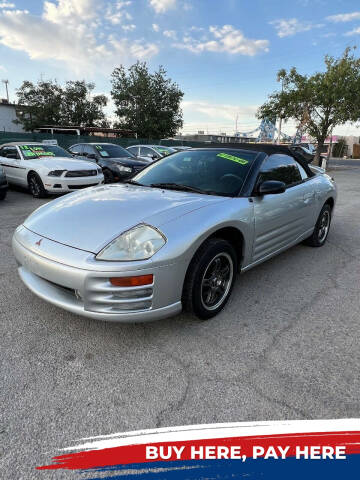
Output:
[{"left": 0, "top": 0, "right": 359, "bottom": 136}]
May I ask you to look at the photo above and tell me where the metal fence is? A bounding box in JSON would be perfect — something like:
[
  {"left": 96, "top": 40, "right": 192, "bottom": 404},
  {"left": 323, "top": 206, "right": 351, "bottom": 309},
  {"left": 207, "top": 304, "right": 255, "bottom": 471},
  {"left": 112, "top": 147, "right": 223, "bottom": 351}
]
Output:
[{"left": 0, "top": 131, "right": 207, "bottom": 149}]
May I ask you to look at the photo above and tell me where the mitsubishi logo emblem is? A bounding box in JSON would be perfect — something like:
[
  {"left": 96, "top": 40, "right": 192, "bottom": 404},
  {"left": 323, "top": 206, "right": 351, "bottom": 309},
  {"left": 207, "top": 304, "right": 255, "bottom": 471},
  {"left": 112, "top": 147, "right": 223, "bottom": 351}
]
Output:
[{"left": 35, "top": 238, "right": 43, "bottom": 247}]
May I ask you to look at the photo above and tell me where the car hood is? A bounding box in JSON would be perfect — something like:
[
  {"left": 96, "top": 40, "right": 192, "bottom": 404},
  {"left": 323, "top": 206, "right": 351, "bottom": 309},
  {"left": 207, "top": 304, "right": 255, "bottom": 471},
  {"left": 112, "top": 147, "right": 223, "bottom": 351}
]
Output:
[
  {"left": 33, "top": 157, "right": 97, "bottom": 171},
  {"left": 23, "top": 184, "right": 226, "bottom": 253}
]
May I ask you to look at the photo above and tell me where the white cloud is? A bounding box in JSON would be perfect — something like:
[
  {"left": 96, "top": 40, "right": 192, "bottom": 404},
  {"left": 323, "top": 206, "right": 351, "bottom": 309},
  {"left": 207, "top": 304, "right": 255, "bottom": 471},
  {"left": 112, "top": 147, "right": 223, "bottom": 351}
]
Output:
[
  {"left": 174, "top": 25, "right": 269, "bottom": 56},
  {"left": 163, "top": 29, "right": 177, "bottom": 39},
  {"left": 326, "top": 12, "right": 360, "bottom": 23},
  {"left": 122, "top": 23, "right": 136, "bottom": 31},
  {"left": 152, "top": 23, "right": 159, "bottom": 32},
  {"left": 0, "top": 3, "right": 158, "bottom": 75},
  {"left": 0, "top": 2, "right": 15, "bottom": 8},
  {"left": 182, "top": 101, "right": 259, "bottom": 122},
  {"left": 345, "top": 27, "right": 360, "bottom": 36},
  {"left": 0, "top": 64, "right": 6, "bottom": 71},
  {"left": 149, "top": 0, "right": 176, "bottom": 14},
  {"left": 105, "top": 1, "right": 132, "bottom": 25},
  {"left": 270, "top": 18, "right": 323, "bottom": 37}
]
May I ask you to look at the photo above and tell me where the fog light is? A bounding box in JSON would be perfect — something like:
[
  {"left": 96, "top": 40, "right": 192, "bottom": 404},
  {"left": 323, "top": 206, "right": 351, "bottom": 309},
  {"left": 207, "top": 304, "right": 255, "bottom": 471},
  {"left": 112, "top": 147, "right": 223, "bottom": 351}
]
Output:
[{"left": 110, "top": 274, "right": 153, "bottom": 287}]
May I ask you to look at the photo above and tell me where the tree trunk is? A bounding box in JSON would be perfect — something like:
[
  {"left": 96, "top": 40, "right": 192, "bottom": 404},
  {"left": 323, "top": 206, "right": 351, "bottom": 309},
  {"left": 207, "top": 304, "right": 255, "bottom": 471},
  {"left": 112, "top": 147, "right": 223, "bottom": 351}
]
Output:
[{"left": 315, "top": 139, "right": 325, "bottom": 167}]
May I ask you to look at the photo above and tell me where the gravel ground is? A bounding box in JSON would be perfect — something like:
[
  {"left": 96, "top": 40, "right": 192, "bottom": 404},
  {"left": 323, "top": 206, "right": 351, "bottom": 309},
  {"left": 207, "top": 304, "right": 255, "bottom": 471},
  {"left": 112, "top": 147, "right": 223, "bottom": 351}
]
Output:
[{"left": 1, "top": 169, "right": 359, "bottom": 478}]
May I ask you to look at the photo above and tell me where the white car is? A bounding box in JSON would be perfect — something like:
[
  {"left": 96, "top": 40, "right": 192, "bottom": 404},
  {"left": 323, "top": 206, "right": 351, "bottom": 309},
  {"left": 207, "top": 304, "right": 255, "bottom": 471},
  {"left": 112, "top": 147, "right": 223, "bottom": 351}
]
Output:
[{"left": 0, "top": 142, "right": 104, "bottom": 198}]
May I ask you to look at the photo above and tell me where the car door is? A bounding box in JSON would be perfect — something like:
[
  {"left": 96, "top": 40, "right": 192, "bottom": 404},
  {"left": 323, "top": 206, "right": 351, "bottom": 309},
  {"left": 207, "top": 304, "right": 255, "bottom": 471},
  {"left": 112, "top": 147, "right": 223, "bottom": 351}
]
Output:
[
  {"left": 127, "top": 146, "right": 139, "bottom": 157},
  {"left": 251, "top": 154, "right": 315, "bottom": 264},
  {"left": 0, "top": 146, "right": 24, "bottom": 185},
  {"left": 83, "top": 144, "right": 98, "bottom": 161},
  {"left": 140, "top": 147, "right": 159, "bottom": 161}
]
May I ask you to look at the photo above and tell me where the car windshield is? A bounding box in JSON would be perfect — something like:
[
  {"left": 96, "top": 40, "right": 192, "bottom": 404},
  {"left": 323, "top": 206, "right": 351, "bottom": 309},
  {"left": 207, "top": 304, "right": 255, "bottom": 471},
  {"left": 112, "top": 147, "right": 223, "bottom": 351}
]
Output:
[
  {"left": 94, "top": 144, "right": 134, "bottom": 158},
  {"left": 153, "top": 146, "right": 176, "bottom": 156},
  {"left": 132, "top": 149, "right": 258, "bottom": 196},
  {"left": 19, "top": 145, "right": 72, "bottom": 159}
]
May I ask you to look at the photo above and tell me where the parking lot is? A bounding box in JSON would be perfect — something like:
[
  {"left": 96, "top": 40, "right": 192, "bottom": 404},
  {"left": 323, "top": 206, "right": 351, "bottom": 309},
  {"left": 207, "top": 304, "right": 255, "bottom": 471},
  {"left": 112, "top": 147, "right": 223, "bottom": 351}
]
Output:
[{"left": 1, "top": 167, "right": 360, "bottom": 478}]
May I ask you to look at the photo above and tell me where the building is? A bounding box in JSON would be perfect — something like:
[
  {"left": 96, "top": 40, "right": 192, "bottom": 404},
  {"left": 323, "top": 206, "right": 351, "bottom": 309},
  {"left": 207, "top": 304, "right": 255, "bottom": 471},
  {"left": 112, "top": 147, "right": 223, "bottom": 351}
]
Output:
[
  {"left": 0, "top": 100, "right": 25, "bottom": 133},
  {"left": 37, "top": 125, "right": 133, "bottom": 138},
  {"left": 174, "top": 133, "right": 255, "bottom": 144}
]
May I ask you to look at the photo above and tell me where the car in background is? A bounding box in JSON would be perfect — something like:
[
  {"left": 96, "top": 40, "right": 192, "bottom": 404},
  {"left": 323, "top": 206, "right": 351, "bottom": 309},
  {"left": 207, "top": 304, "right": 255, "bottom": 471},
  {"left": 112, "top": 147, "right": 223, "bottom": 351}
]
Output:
[
  {"left": 69, "top": 143, "right": 149, "bottom": 183},
  {"left": 0, "top": 164, "right": 8, "bottom": 200},
  {"left": 126, "top": 145, "right": 177, "bottom": 162},
  {"left": 172, "top": 146, "right": 193, "bottom": 151},
  {"left": 0, "top": 142, "right": 104, "bottom": 198}
]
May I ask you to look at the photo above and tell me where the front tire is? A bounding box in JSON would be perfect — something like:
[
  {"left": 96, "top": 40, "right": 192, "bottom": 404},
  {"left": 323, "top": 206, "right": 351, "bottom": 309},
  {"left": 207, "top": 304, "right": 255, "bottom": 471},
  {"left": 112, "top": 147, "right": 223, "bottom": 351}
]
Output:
[
  {"left": 28, "top": 173, "right": 47, "bottom": 198},
  {"left": 182, "top": 238, "right": 237, "bottom": 320},
  {"left": 103, "top": 168, "right": 115, "bottom": 184},
  {"left": 304, "top": 204, "right": 332, "bottom": 247}
]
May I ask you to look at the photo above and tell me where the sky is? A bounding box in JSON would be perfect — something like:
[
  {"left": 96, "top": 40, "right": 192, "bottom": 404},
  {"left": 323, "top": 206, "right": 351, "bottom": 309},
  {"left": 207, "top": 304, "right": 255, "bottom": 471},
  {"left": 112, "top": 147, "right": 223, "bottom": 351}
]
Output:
[{"left": 0, "top": 0, "right": 360, "bottom": 137}]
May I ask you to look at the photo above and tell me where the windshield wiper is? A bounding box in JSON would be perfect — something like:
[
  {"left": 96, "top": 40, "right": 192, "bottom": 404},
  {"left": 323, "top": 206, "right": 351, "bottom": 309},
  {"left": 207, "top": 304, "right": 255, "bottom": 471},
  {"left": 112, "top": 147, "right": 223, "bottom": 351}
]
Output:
[
  {"left": 150, "top": 182, "right": 212, "bottom": 195},
  {"left": 125, "top": 180, "right": 145, "bottom": 186}
]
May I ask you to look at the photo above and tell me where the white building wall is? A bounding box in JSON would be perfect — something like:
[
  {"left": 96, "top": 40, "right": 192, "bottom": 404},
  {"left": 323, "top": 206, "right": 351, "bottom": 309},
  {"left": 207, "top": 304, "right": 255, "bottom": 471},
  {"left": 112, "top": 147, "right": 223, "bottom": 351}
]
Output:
[{"left": 0, "top": 104, "right": 25, "bottom": 133}]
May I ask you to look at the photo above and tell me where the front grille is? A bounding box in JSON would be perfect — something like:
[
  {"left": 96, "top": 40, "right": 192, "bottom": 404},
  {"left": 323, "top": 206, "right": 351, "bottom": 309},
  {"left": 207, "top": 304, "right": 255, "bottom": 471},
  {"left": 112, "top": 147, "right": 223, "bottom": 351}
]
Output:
[
  {"left": 65, "top": 170, "right": 97, "bottom": 177},
  {"left": 68, "top": 183, "right": 98, "bottom": 189},
  {"left": 85, "top": 277, "right": 153, "bottom": 313}
]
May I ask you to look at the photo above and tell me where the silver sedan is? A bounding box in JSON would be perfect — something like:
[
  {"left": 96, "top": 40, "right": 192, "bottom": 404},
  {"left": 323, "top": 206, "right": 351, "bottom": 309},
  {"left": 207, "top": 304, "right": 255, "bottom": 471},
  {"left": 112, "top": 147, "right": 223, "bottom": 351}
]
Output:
[{"left": 12, "top": 146, "right": 336, "bottom": 322}]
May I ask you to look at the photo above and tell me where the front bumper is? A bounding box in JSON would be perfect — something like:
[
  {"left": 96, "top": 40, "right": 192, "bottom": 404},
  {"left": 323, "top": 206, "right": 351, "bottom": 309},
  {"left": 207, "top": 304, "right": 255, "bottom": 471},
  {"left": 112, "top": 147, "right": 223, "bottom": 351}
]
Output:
[
  {"left": 12, "top": 230, "right": 182, "bottom": 323},
  {"left": 44, "top": 174, "right": 104, "bottom": 193}
]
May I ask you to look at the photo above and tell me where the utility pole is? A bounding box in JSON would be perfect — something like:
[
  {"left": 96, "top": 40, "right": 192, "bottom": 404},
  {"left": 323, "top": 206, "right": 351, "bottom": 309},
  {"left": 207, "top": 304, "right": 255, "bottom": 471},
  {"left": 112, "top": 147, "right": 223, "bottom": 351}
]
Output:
[
  {"left": 2, "top": 79, "right": 9, "bottom": 102},
  {"left": 235, "top": 114, "right": 239, "bottom": 135}
]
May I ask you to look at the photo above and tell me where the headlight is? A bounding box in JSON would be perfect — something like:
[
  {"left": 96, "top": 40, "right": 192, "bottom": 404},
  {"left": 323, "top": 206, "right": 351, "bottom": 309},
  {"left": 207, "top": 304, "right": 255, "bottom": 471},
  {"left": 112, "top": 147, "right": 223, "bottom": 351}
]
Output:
[
  {"left": 116, "top": 165, "right": 132, "bottom": 173},
  {"left": 96, "top": 225, "right": 166, "bottom": 261},
  {"left": 48, "top": 170, "right": 65, "bottom": 177}
]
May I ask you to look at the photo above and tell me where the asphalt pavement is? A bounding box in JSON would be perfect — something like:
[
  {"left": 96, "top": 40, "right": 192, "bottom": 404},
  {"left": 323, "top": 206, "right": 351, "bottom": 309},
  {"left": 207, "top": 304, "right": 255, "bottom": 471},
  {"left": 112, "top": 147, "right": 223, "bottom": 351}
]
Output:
[{"left": 1, "top": 170, "right": 360, "bottom": 479}]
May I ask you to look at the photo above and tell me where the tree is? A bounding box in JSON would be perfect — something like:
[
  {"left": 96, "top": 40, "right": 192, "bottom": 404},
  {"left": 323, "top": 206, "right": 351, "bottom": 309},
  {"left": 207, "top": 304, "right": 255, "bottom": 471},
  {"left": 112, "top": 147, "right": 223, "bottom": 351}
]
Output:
[
  {"left": 111, "top": 62, "right": 183, "bottom": 138},
  {"left": 257, "top": 48, "right": 360, "bottom": 165},
  {"left": 15, "top": 79, "right": 108, "bottom": 131},
  {"left": 16, "top": 80, "right": 63, "bottom": 130},
  {"left": 60, "top": 81, "right": 108, "bottom": 127}
]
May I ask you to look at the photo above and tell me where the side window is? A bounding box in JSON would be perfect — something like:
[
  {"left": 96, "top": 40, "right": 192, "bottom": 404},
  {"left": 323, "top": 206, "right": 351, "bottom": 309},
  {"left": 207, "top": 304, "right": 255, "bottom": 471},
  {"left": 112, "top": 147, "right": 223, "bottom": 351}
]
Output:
[
  {"left": 128, "top": 146, "right": 138, "bottom": 156},
  {"left": 83, "top": 145, "right": 96, "bottom": 156},
  {"left": 140, "top": 147, "right": 157, "bottom": 158},
  {"left": 69, "top": 145, "right": 83, "bottom": 155},
  {"left": 3, "top": 146, "right": 20, "bottom": 159},
  {"left": 297, "top": 162, "right": 308, "bottom": 180},
  {"left": 258, "top": 154, "right": 303, "bottom": 187}
]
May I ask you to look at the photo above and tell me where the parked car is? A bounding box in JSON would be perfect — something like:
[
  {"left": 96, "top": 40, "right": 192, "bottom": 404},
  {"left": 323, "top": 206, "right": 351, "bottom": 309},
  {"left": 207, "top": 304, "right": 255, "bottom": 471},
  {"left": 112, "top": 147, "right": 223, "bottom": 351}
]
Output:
[
  {"left": 69, "top": 143, "right": 148, "bottom": 183},
  {"left": 126, "top": 145, "right": 177, "bottom": 162},
  {"left": 13, "top": 144, "right": 336, "bottom": 323},
  {"left": 0, "top": 142, "right": 104, "bottom": 198},
  {"left": 0, "top": 164, "right": 8, "bottom": 200},
  {"left": 173, "top": 146, "right": 193, "bottom": 151}
]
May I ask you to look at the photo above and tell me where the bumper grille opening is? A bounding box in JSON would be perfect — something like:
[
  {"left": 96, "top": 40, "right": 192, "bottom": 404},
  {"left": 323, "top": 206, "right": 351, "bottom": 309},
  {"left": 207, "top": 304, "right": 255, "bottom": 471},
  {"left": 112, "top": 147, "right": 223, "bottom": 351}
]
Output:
[
  {"left": 65, "top": 170, "right": 97, "bottom": 177},
  {"left": 69, "top": 183, "right": 98, "bottom": 189}
]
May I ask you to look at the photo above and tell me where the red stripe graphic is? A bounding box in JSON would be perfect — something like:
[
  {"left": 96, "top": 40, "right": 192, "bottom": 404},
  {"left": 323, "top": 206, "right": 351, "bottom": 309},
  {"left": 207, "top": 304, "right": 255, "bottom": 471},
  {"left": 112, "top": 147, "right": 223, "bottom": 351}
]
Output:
[{"left": 37, "top": 431, "right": 360, "bottom": 471}]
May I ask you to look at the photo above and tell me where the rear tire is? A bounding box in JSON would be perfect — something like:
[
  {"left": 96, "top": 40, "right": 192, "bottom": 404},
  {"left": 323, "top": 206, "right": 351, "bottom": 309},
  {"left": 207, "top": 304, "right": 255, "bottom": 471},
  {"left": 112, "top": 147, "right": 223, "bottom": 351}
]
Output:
[
  {"left": 28, "top": 173, "right": 47, "bottom": 198},
  {"left": 182, "top": 238, "right": 237, "bottom": 320},
  {"left": 303, "top": 204, "right": 331, "bottom": 247},
  {"left": 0, "top": 189, "right": 7, "bottom": 201},
  {"left": 103, "top": 169, "right": 115, "bottom": 184}
]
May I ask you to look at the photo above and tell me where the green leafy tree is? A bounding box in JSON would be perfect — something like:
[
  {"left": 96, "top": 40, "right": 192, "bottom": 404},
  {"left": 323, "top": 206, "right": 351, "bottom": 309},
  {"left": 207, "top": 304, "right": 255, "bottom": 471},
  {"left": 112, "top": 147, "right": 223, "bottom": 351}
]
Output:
[
  {"left": 15, "top": 79, "right": 108, "bottom": 131},
  {"left": 60, "top": 81, "right": 108, "bottom": 126},
  {"left": 15, "top": 80, "right": 63, "bottom": 131},
  {"left": 257, "top": 48, "right": 360, "bottom": 165},
  {"left": 111, "top": 62, "right": 184, "bottom": 138}
]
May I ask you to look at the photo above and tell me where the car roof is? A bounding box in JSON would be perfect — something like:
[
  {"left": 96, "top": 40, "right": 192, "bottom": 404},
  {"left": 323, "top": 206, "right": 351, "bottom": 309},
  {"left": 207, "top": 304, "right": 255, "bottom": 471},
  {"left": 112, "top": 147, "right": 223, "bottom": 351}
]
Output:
[
  {"left": 127, "top": 145, "right": 174, "bottom": 148},
  {"left": 0, "top": 142, "right": 47, "bottom": 147},
  {"left": 71, "top": 142, "right": 124, "bottom": 146},
  {"left": 193, "top": 143, "right": 315, "bottom": 176}
]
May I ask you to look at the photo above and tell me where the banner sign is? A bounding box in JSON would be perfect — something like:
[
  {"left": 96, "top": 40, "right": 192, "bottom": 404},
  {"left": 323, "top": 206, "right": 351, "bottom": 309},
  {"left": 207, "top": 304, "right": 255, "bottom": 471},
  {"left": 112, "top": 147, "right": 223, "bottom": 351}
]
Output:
[{"left": 37, "top": 419, "right": 360, "bottom": 479}]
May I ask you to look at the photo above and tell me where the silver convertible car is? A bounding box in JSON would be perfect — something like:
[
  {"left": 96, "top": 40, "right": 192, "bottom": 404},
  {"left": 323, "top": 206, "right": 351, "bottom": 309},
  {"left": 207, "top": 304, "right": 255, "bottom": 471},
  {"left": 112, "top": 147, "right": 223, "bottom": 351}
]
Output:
[{"left": 12, "top": 144, "right": 336, "bottom": 322}]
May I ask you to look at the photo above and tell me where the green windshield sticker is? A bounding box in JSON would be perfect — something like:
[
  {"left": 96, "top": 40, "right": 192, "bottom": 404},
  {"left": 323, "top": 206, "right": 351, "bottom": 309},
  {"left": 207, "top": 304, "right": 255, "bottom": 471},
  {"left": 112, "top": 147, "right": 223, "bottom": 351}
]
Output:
[
  {"left": 217, "top": 153, "right": 249, "bottom": 165},
  {"left": 23, "top": 151, "right": 37, "bottom": 157},
  {"left": 20, "top": 145, "right": 55, "bottom": 157},
  {"left": 95, "top": 145, "right": 103, "bottom": 150}
]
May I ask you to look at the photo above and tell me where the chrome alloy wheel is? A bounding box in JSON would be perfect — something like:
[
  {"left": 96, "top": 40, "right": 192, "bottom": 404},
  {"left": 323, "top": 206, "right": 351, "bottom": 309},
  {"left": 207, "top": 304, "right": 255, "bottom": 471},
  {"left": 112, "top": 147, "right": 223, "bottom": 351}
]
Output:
[
  {"left": 200, "top": 252, "right": 234, "bottom": 311},
  {"left": 318, "top": 210, "right": 330, "bottom": 243}
]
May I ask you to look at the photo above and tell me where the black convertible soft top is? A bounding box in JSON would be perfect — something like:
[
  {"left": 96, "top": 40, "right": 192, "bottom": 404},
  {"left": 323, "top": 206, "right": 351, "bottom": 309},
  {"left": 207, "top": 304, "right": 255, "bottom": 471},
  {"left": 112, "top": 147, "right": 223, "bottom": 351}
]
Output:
[{"left": 204, "top": 143, "right": 315, "bottom": 177}]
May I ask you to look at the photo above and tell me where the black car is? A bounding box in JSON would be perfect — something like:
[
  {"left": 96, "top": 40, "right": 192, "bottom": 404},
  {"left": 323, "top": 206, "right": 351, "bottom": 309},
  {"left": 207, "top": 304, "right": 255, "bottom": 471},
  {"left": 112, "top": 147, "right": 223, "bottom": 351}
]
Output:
[
  {"left": 0, "top": 165, "right": 8, "bottom": 200},
  {"left": 68, "top": 143, "right": 149, "bottom": 183}
]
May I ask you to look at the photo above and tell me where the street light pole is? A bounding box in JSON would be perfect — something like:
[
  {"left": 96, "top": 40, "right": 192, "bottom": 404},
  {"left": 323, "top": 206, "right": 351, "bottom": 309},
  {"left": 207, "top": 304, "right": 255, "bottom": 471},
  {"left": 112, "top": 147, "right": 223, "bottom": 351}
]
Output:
[{"left": 2, "top": 79, "right": 9, "bottom": 102}]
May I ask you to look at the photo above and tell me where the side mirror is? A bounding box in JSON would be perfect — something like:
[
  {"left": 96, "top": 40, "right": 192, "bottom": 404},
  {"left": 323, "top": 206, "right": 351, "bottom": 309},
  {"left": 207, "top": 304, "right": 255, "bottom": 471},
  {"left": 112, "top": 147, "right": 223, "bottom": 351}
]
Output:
[
  {"left": 258, "top": 180, "right": 286, "bottom": 195},
  {"left": 151, "top": 154, "right": 158, "bottom": 160}
]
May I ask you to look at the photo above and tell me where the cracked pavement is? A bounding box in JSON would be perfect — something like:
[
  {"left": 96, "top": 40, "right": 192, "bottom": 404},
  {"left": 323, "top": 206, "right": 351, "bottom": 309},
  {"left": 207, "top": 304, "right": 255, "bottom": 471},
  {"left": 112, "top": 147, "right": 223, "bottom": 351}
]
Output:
[{"left": 1, "top": 168, "right": 360, "bottom": 479}]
